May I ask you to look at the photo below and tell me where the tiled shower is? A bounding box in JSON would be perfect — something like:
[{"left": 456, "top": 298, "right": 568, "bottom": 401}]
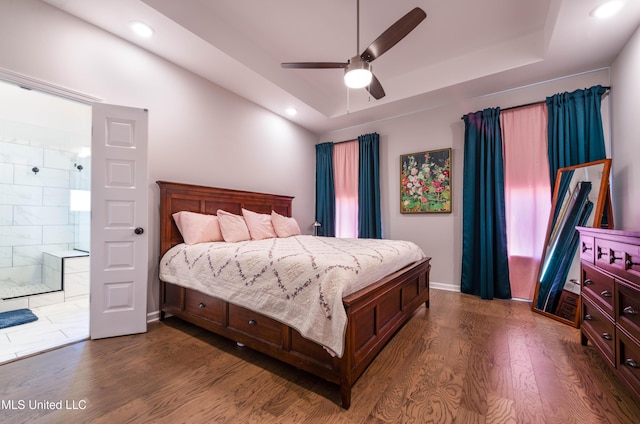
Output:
[{"left": 0, "top": 81, "right": 91, "bottom": 313}]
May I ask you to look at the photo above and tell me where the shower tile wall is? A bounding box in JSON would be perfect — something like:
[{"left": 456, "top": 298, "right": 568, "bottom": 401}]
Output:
[{"left": 0, "top": 137, "right": 90, "bottom": 302}]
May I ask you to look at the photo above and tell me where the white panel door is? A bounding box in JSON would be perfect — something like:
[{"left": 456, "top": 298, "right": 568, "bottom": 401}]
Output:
[{"left": 90, "top": 103, "right": 148, "bottom": 339}]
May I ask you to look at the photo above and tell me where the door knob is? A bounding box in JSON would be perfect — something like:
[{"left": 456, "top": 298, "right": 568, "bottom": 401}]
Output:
[{"left": 134, "top": 227, "right": 144, "bottom": 235}]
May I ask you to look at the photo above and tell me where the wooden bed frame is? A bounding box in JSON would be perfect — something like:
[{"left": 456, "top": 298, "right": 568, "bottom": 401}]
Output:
[{"left": 157, "top": 181, "right": 431, "bottom": 409}]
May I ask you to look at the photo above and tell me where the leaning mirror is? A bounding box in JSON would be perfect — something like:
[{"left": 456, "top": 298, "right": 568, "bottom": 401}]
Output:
[{"left": 532, "top": 158, "right": 613, "bottom": 327}]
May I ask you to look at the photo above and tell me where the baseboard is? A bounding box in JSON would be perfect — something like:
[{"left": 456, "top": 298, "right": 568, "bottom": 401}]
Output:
[
  {"left": 430, "top": 281, "right": 460, "bottom": 292},
  {"left": 147, "top": 310, "right": 161, "bottom": 323}
]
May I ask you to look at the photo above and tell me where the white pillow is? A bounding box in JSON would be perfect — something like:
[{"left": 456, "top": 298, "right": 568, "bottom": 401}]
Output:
[
  {"left": 172, "top": 211, "right": 223, "bottom": 244},
  {"left": 271, "top": 210, "right": 302, "bottom": 238},
  {"left": 216, "top": 209, "right": 251, "bottom": 242},
  {"left": 242, "top": 208, "right": 277, "bottom": 240}
]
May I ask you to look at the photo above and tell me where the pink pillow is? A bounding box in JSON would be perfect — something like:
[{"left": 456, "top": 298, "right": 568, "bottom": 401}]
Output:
[
  {"left": 172, "top": 211, "right": 223, "bottom": 244},
  {"left": 216, "top": 210, "right": 251, "bottom": 242},
  {"left": 242, "top": 208, "right": 277, "bottom": 240},
  {"left": 271, "top": 210, "right": 302, "bottom": 238}
]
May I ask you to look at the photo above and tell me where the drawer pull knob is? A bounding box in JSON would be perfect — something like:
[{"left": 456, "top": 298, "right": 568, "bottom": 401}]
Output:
[
  {"left": 602, "top": 332, "right": 613, "bottom": 341},
  {"left": 625, "top": 359, "right": 639, "bottom": 369},
  {"left": 610, "top": 254, "right": 623, "bottom": 264},
  {"left": 600, "top": 290, "right": 612, "bottom": 298},
  {"left": 248, "top": 319, "right": 257, "bottom": 326},
  {"left": 623, "top": 306, "right": 637, "bottom": 315},
  {"left": 626, "top": 259, "right": 640, "bottom": 268},
  {"left": 198, "top": 302, "right": 206, "bottom": 308},
  {"left": 584, "top": 314, "right": 593, "bottom": 321},
  {"left": 584, "top": 279, "right": 594, "bottom": 286},
  {"left": 598, "top": 250, "right": 608, "bottom": 259},
  {"left": 582, "top": 244, "right": 593, "bottom": 253}
]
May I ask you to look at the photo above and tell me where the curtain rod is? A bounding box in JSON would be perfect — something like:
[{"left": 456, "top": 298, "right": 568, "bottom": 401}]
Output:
[
  {"left": 334, "top": 138, "right": 358, "bottom": 145},
  {"left": 460, "top": 86, "right": 610, "bottom": 120}
]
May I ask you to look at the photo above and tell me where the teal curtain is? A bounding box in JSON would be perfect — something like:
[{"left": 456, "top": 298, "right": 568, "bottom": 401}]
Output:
[
  {"left": 546, "top": 85, "right": 607, "bottom": 190},
  {"left": 461, "top": 108, "right": 511, "bottom": 299},
  {"left": 315, "top": 142, "right": 335, "bottom": 237},
  {"left": 358, "top": 133, "right": 382, "bottom": 238}
]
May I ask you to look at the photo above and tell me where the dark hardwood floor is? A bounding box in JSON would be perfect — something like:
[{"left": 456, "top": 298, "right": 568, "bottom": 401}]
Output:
[{"left": 2, "top": 289, "right": 639, "bottom": 423}]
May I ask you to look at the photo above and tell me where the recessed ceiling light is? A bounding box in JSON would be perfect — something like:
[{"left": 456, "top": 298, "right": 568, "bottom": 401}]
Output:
[
  {"left": 591, "top": 1, "right": 624, "bottom": 19},
  {"left": 286, "top": 107, "right": 298, "bottom": 116},
  {"left": 129, "top": 21, "right": 154, "bottom": 38}
]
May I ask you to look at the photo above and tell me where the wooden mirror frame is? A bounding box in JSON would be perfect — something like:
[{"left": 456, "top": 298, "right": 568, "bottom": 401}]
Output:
[{"left": 531, "top": 158, "right": 613, "bottom": 327}]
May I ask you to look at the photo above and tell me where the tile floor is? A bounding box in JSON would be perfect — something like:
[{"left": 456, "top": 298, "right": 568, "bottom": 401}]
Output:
[{"left": 0, "top": 297, "right": 89, "bottom": 364}]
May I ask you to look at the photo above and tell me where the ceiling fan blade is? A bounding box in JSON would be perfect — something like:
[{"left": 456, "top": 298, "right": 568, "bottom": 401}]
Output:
[
  {"left": 360, "top": 7, "right": 427, "bottom": 62},
  {"left": 366, "top": 74, "right": 385, "bottom": 100},
  {"left": 281, "top": 62, "right": 348, "bottom": 69}
]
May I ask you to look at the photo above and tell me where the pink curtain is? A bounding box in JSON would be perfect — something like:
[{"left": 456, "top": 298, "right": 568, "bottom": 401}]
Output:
[
  {"left": 501, "top": 104, "right": 551, "bottom": 300},
  {"left": 333, "top": 141, "right": 359, "bottom": 238}
]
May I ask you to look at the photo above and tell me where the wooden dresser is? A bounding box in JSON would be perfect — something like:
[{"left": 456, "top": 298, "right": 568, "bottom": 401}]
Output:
[{"left": 577, "top": 227, "right": 640, "bottom": 402}]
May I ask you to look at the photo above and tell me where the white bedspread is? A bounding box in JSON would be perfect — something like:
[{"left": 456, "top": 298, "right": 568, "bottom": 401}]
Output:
[{"left": 159, "top": 235, "right": 425, "bottom": 357}]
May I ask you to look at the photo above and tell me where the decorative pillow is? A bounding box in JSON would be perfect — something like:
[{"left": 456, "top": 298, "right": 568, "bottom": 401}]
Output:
[
  {"left": 242, "top": 208, "right": 277, "bottom": 240},
  {"left": 216, "top": 209, "right": 251, "bottom": 242},
  {"left": 271, "top": 210, "right": 302, "bottom": 238},
  {"left": 172, "top": 211, "right": 223, "bottom": 244}
]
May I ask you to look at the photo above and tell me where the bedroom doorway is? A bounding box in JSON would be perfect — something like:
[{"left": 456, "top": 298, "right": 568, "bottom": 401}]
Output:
[
  {"left": 0, "top": 78, "right": 92, "bottom": 363},
  {"left": 0, "top": 75, "right": 149, "bottom": 363}
]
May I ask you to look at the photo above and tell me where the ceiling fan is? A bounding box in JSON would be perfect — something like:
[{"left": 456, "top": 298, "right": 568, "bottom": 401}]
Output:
[{"left": 281, "top": 1, "right": 426, "bottom": 100}]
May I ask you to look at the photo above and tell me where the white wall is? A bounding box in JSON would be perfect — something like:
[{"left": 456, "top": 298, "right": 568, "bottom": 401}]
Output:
[
  {"left": 0, "top": 0, "right": 318, "bottom": 314},
  {"left": 611, "top": 25, "right": 640, "bottom": 230},
  {"left": 321, "top": 69, "right": 611, "bottom": 290}
]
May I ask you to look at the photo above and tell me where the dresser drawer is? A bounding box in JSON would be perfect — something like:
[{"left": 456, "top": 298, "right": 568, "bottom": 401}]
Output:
[
  {"left": 582, "top": 298, "right": 615, "bottom": 367},
  {"left": 185, "top": 290, "right": 226, "bottom": 325},
  {"left": 616, "top": 328, "right": 640, "bottom": 401},
  {"left": 580, "top": 235, "right": 595, "bottom": 264},
  {"left": 228, "top": 304, "right": 284, "bottom": 347},
  {"left": 582, "top": 262, "right": 614, "bottom": 314},
  {"left": 596, "top": 238, "right": 640, "bottom": 287},
  {"left": 617, "top": 281, "right": 640, "bottom": 338}
]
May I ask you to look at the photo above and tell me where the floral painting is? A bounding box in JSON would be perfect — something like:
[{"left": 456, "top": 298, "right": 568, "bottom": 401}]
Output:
[{"left": 400, "top": 148, "right": 452, "bottom": 213}]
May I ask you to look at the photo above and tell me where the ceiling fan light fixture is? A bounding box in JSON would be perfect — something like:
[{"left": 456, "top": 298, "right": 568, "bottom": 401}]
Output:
[{"left": 344, "top": 57, "right": 372, "bottom": 89}]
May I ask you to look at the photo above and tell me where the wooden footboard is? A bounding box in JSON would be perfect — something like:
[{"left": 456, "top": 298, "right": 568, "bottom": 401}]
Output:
[
  {"left": 161, "top": 257, "right": 430, "bottom": 408},
  {"left": 156, "top": 181, "right": 431, "bottom": 408}
]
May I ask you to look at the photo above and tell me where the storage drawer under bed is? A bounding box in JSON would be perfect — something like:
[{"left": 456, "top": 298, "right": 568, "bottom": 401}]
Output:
[{"left": 184, "top": 289, "right": 226, "bottom": 325}]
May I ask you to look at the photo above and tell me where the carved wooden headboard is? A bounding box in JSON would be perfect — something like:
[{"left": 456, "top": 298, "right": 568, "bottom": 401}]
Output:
[{"left": 156, "top": 181, "right": 294, "bottom": 256}]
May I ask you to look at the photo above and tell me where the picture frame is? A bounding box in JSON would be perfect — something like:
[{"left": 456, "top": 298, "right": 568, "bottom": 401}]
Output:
[{"left": 400, "top": 148, "right": 452, "bottom": 213}]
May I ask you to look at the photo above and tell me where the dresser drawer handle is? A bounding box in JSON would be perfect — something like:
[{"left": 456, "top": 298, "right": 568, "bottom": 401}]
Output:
[
  {"left": 600, "top": 290, "right": 612, "bottom": 298},
  {"left": 627, "top": 259, "right": 640, "bottom": 268},
  {"left": 584, "top": 314, "right": 594, "bottom": 321},
  {"left": 582, "top": 244, "right": 593, "bottom": 253},
  {"left": 598, "top": 250, "right": 608, "bottom": 259},
  {"left": 602, "top": 333, "right": 613, "bottom": 341},
  {"left": 625, "top": 359, "right": 639, "bottom": 369},
  {"left": 248, "top": 319, "right": 257, "bottom": 326},
  {"left": 583, "top": 279, "right": 594, "bottom": 286},
  {"left": 610, "top": 254, "right": 623, "bottom": 264},
  {"left": 623, "top": 306, "right": 637, "bottom": 315},
  {"left": 198, "top": 302, "right": 206, "bottom": 308}
]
